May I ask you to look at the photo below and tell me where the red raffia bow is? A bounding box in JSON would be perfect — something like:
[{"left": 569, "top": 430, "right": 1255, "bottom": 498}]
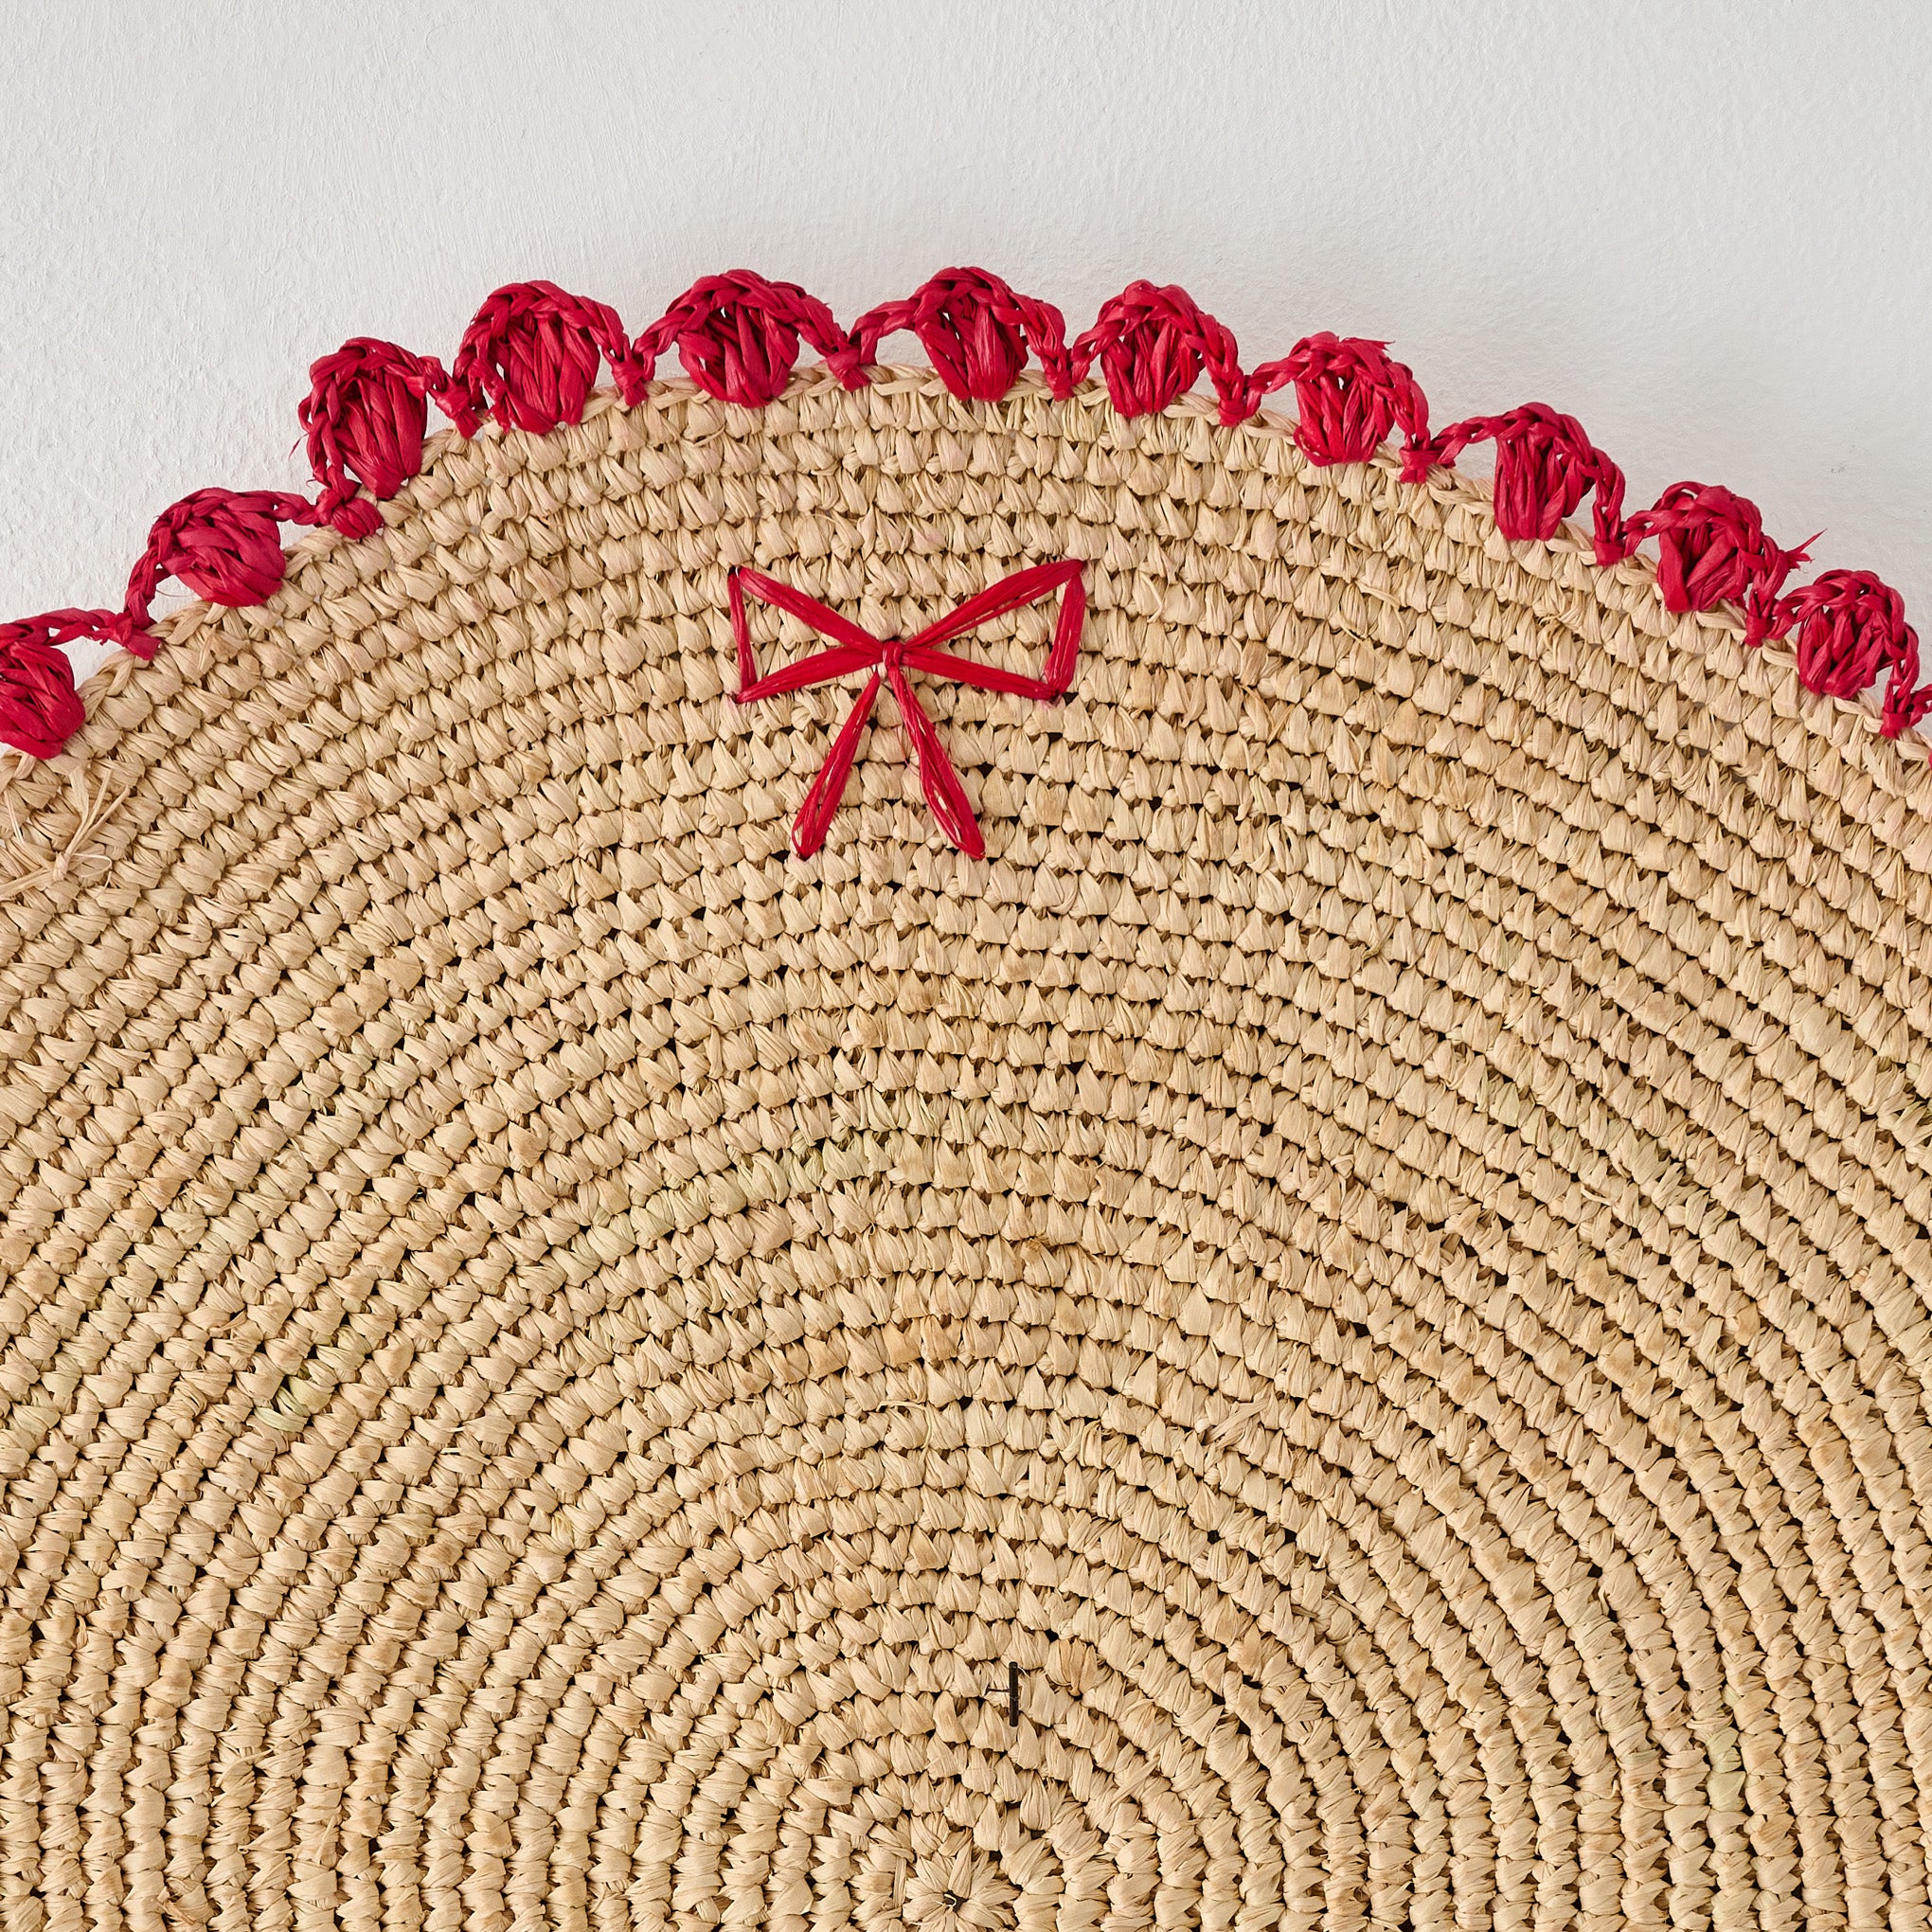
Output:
[{"left": 729, "top": 560, "right": 1085, "bottom": 860}]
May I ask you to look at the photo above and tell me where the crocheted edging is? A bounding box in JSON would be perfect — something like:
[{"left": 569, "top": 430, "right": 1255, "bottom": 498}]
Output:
[{"left": 0, "top": 266, "right": 1919, "bottom": 762}]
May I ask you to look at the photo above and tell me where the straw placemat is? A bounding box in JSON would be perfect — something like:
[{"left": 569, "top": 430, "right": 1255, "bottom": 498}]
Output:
[{"left": 2, "top": 270, "right": 1931, "bottom": 1932}]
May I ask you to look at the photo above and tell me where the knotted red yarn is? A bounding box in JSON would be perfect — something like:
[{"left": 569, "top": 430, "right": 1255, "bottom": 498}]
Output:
[
  {"left": 850, "top": 269, "right": 1074, "bottom": 402},
  {"left": 1413, "top": 404, "right": 1629, "bottom": 564},
  {"left": 1767, "top": 569, "right": 1929, "bottom": 736},
  {"left": 1245, "top": 332, "right": 1431, "bottom": 467},
  {"left": 635, "top": 272, "right": 859, "bottom": 407},
  {"left": 1072, "top": 282, "right": 1250, "bottom": 424},
  {"left": 731, "top": 560, "right": 1084, "bottom": 860},
  {"left": 449, "top": 281, "right": 640, "bottom": 434},
  {"left": 0, "top": 621, "right": 87, "bottom": 759},
  {"left": 299, "top": 338, "right": 469, "bottom": 539},
  {"left": 1623, "top": 481, "right": 1808, "bottom": 635}
]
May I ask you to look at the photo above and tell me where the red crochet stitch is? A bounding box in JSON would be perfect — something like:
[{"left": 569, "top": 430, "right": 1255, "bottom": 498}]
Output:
[
  {"left": 101, "top": 489, "right": 321, "bottom": 662},
  {"left": 1246, "top": 333, "right": 1432, "bottom": 468},
  {"left": 850, "top": 269, "right": 1074, "bottom": 402},
  {"left": 300, "top": 339, "right": 470, "bottom": 538},
  {"left": 1071, "top": 282, "right": 1249, "bottom": 425},
  {"left": 1, "top": 266, "right": 1921, "bottom": 762},
  {"left": 1620, "top": 481, "right": 1808, "bottom": 638},
  {"left": 636, "top": 273, "right": 860, "bottom": 406},
  {"left": 0, "top": 624, "right": 85, "bottom": 760},
  {"left": 1771, "top": 570, "right": 1928, "bottom": 736},
  {"left": 448, "top": 280, "right": 641, "bottom": 433},
  {"left": 1412, "top": 403, "right": 1630, "bottom": 564}
]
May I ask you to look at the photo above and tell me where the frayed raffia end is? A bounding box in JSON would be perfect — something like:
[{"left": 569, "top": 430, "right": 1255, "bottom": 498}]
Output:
[
  {"left": 0, "top": 618, "right": 183, "bottom": 903},
  {"left": 0, "top": 753, "right": 142, "bottom": 903}
]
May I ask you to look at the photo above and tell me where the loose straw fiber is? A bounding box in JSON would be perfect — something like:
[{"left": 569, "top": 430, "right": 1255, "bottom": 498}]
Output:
[{"left": 5, "top": 367, "right": 1932, "bottom": 1932}]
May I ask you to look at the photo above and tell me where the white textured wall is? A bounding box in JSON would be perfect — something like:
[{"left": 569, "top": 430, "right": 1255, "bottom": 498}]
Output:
[{"left": 4, "top": 1, "right": 1929, "bottom": 672}]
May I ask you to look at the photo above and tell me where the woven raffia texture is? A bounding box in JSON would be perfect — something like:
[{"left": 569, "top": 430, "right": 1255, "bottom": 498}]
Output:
[{"left": 5, "top": 368, "right": 1932, "bottom": 1932}]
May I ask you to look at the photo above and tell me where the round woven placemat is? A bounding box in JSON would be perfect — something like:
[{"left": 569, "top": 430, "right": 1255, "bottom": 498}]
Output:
[{"left": 4, "top": 367, "right": 1932, "bottom": 1932}]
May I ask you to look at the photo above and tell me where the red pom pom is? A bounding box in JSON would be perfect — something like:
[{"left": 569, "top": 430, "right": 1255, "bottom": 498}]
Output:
[
  {"left": 0, "top": 627, "right": 84, "bottom": 760},
  {"left": 156, "top": 491, "right": 293, "bottom": 605},
  {"left": 1246, "top": 332, "right": 1431, "bottom": 467},
  {"left": 450, "top": 281, "right": 635, "bottom": 434},
  {"left": 1417, "top": 404, "right": 1629, "bottom": 563},
  {"left": 636, "top": 272, "right": 855, "bottom": 406},
  {"left": 1072, "top": 281, "right": 1250, "bottom": 421},
  {"left": 851, "top": 269, "right": 1071, "bottom": 402},
  {"left": 1625, "top": 481, "right": 1807, "bottom": 629},
  {"left": 116, "top": 489, "right": 316, "bottom": 654},
  {"left": 300, "top": 338, "right": 458, "bottom": 536},
  {"left": 1769, "top": 568, "right": 1928, "bottom": 735},
  {"left": 1491, "top": 407, "right": 1613, "bottom": 545}
]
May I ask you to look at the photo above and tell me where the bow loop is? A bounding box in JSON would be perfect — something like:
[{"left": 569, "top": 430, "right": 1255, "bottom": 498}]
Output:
[{"left": 729, "top": 562, "right": 1084, "bottom": 859}]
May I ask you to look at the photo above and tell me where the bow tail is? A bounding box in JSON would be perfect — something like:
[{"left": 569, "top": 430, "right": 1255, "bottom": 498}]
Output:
[
  {"left": 791, "top": 672, "right": 882, "bottom": 857},
  {"left": 889, "top": 665, "right": 984, "bottom": 859}
]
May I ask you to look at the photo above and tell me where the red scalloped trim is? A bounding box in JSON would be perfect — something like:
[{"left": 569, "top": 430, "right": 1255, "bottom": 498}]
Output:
[{"left": 1, "top": 268, "right": 1918, "bottom": 758}]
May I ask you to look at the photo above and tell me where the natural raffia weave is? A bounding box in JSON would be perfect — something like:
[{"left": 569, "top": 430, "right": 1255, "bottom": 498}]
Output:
[{"left": 5, "top": 366, "right": 1932, "bottom": 1932}]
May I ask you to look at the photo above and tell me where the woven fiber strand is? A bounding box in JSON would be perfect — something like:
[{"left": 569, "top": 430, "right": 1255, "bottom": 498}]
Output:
[{"left": 4, "top": 367, "right": 1932, "bottom": 1932}]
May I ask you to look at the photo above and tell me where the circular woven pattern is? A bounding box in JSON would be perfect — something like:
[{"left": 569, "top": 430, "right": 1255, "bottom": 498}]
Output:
[{"left": 4, "top": 369, "right": 1932, "bottom": 1932}]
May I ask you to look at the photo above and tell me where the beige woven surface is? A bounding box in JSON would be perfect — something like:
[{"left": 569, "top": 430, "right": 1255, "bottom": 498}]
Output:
[{"left": 4, "top": 367, "right": 1932, "bottom": 1932}]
